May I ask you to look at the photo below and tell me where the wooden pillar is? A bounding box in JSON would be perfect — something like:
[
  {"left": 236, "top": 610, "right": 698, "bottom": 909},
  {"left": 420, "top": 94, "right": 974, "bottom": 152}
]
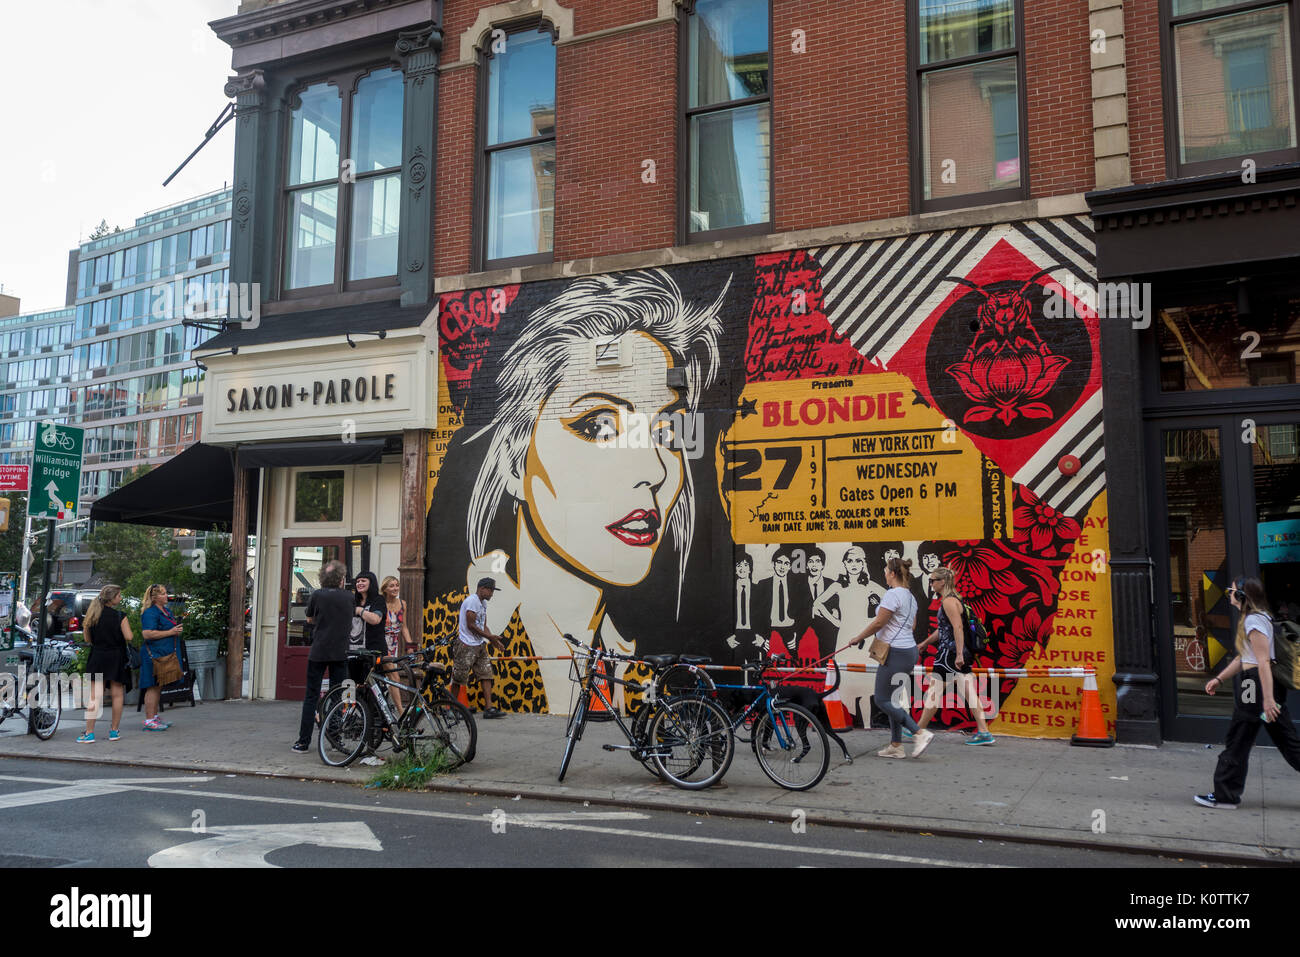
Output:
[
  {"left": 398, "top": 429, "right": 429, "bottom": 650},
  {"left": 225, "top": 452, "right": 250, "bottom": 698}
]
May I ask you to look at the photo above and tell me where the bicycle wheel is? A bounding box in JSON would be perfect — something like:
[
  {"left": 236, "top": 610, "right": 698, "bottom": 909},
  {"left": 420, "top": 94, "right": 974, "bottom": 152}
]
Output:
[
  {"left": 319, "top": 698, "right": 370, "bottom": 767},
  {"left": 649, "top": 695, "right": 734, "bottom": 790},
  {"left": 29, "top": 684, "right": 62, "bottom": 741},
  {"left": 558, "top": 693, "right": 587, "bottom": 782},
  {"left": 751, "top": 702, "right": 829, "bottom": 791},
  {"left": 408, "top": 699, "right": 477, "bottom": 770}
]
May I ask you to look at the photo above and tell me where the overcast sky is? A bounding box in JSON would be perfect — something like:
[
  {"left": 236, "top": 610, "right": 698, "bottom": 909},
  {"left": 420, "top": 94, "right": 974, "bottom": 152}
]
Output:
[{"left": 0, "top": 0, "right": 240, "bottom": 313}]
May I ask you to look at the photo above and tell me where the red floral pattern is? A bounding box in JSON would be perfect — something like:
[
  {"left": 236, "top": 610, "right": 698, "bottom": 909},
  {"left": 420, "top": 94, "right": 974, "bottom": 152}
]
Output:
[{"left": 912, "top": 484, "right": 1083, "bottom": 731}]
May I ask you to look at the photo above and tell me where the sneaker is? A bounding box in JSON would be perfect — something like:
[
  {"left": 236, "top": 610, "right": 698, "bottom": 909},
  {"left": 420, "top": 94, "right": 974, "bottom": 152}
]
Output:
[
  {"left": 291, "top": 742, "right": 309, "bottom": 753},
  {"left": 911, "top": 729, "right": 935, "bottom": 758},
  {"left": 76, "top": 732, "right": 94, "bottom": 743},
  {"left": 967, "top": 732, "right": 995, "bottom": 746},
  {"left": 876, "top": 743, "right": 906, "bottom": 759},
  {"left": 482, "top": 707, "right": 505, "bottom": 719},
  {"left": 108, "top": 730, "right": 121, "bottom": 741},
  {"left": 359, "top": 755, "right": 385, "bottom": 766},
  {"left": 1193, "top": 792, "right": 1238, "bottom": 810}
]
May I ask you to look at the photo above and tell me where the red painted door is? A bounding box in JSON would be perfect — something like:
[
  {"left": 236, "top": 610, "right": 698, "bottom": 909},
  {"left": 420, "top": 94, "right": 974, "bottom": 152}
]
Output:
[{"left": 275, "top": 540, "right": 345, "bottom": 700}]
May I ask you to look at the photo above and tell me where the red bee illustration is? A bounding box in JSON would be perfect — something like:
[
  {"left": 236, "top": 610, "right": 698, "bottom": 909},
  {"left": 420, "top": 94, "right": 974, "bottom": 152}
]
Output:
[{"left": 942, "top": 267, "right": 1071, "bottom": 427}]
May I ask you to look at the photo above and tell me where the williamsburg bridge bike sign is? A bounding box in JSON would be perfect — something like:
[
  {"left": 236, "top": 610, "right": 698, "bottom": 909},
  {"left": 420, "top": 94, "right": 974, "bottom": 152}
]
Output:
[{"left": 28, "top": 422, "right": 84, "bottom": 521}]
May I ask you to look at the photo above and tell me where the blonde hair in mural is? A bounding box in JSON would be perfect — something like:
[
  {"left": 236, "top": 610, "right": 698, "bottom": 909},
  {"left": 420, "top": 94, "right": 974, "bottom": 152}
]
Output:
[{"left": 463, "top": 268, "right": 725, "bottom": 612}]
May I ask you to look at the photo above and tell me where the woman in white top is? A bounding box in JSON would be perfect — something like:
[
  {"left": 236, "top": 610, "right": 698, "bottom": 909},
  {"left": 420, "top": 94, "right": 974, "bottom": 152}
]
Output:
[
  {"left": 1195, "top": 577, "right": 1300, "bottom": 809},
  {"left": 851, "top": 557, "right": 935, "bottom": 759}
]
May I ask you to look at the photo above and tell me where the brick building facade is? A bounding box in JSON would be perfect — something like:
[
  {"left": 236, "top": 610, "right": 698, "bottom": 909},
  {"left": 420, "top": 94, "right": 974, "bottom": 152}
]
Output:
[{"left": 190, "top": 0, "right": 1298, "bottom": 743}]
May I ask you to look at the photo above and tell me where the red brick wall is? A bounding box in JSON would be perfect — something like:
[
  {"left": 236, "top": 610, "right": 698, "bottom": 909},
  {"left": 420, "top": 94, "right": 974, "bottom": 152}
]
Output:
[
  {"left": 1024, "top": 0, "right": 1094, "bottom": 197},
  {"left": 553, "top": 23, "right": 678, "bottom": 260},
  {"left": 434, "top": 63, "right": 476, "bottom": 277},
  {"left": 1125, "top": 0, "right": 1167, "bottom": 184},
  {"left": 771, "top": 0, "right": 909, "bottom": 229},
  {"left": 434, "top": 0, "right": 1104, "bottom": 278}
]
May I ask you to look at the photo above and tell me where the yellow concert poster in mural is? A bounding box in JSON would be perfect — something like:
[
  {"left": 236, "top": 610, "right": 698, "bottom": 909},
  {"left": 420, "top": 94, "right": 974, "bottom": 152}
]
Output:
[
  {"left": 991, "top": 491, "right": 1115, "bottom": 739},
  {"left": 720, "top": 372, "right": 1012, "bottom": 544}
]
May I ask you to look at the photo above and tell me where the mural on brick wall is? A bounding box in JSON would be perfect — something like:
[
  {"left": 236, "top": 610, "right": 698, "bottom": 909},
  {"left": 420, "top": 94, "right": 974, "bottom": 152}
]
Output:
[{"left": 425, "top": 216, "right": 1115, "bottom": 738}]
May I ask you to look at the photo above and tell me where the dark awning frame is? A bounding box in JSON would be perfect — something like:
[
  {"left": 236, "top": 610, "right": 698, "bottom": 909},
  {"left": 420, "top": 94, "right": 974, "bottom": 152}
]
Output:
[{"left": 89, "top": 442, "right": 252, "bottom": 531}]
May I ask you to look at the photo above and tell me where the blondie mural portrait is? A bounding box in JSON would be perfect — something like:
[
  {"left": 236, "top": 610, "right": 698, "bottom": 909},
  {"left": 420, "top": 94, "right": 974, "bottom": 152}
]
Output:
[{"left": 425, "top": 216, "right": 1116, "bottom": 738}]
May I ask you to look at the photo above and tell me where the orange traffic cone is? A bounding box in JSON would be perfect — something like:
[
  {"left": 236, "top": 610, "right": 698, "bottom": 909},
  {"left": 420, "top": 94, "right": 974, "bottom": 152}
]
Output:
[
  {"left": 586, "top": 657, "right": 615, "bottom": 722},
  {"left": 1070, "top": 671, "right": 1114, "bottom": 747},
  {"left": 822, "top": 663, "right": 852, "bottom": 731},
  {"left": 455, "top": 683, "right": 472, "bottom": 710}
]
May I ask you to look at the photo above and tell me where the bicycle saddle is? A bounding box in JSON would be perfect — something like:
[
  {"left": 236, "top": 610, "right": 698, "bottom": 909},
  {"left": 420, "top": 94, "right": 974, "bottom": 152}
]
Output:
[
  {"left": 679, "top": 655, "right": 711, "bottom": 666},
  {"left": 641, "top": 654, "right": 679, "bottom": 670}
]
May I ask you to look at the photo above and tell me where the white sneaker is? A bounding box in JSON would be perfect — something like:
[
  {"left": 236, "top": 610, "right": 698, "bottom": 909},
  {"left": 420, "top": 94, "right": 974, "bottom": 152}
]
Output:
[
  {"left": 876, "top": 743, "right": 906, "bottom": 759},
  {"left": 911, "top": 729, "right": 935, "bottom": 758}
]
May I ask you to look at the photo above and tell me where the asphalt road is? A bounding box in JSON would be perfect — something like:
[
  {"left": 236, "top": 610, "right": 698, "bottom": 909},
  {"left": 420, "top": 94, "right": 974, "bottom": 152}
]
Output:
[{"left": 0, "top": 757, "right": 1221, "bottom": 868}]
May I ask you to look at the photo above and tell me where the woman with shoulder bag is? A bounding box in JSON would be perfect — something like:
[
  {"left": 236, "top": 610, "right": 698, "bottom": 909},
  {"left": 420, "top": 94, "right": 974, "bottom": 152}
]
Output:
[
  {"left": 1195, "top": 577, "right": 1300, "bottom": 809},
  {"left": 77, "top": 585, "right": 134, "bottom": 743},
  {"left": 852, "top": 556, "right": 934, "bottom": 759},
  {"left": 914, "top": 567, "right": 994, "bottom": 746},
  {"left": 140, "top": 584, "right": 183, "bottom": 732}
]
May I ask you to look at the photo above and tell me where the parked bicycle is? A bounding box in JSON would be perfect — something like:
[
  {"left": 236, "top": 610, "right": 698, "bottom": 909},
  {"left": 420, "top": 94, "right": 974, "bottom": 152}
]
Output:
[
  {"left": 644, "top": 654, "right": 831, "bottom": 791},
  {"left": 558, "top": 634, "right": 734, "bottom": 790},
  {"left": 318, "top": 646, "right": 476, "bottom": 770},
  {"left": 0, "top": 631, "right": 72, "bottom": 740}
]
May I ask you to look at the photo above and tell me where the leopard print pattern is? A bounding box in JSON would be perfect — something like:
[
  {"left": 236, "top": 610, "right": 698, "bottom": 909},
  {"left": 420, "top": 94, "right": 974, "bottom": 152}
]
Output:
[
  {"left": 423, "top": 591, "right": 548, "bottom": 713},
  {"left": 622, "top": 661, "right": 654, "bottom": 718}
]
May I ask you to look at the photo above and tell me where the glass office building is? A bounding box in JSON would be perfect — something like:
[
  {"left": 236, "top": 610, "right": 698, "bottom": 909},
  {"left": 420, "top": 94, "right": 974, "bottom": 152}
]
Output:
[{"left": 0, "top": 187, "right": 230, "bottom": 582}]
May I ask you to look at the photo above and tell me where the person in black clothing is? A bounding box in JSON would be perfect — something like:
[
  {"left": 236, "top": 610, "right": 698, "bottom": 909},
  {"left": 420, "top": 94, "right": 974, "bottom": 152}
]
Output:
[
  {"left": 1195, "top": 577, "right": 1300, "bottom": 809},
  {"left": 78, "top": 585, "right": 134, "bottom": 743},
  {"left": 354, "top": 570, "right": 402, "bottom": 720},
  {"left": 294, "top": 561, "right": 355, "bottom": 752}
]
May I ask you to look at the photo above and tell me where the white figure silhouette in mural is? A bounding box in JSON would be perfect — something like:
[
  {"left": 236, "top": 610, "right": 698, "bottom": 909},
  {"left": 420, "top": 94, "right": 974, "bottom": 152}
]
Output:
[
  {"left": 812, "top": 545, "right": 885, "bottom": 722},
  {"left": 459, "top": 270, "right": 725, "bottom": 709}
]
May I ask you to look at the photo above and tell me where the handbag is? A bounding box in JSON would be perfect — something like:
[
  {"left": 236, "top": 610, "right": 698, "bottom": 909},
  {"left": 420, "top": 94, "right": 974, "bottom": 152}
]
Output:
[{"left": 150, "top": 641, "right": 183, "bottom": 686}]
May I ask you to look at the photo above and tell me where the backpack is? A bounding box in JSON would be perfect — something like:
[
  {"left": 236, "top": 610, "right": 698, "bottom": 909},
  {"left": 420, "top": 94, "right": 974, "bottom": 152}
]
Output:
[
  {"left": 961, "top": 602, "right": 989, "bottom": 655},
  {"left": 1272, "top": 618, "right": 1300, "bottom": 692}
]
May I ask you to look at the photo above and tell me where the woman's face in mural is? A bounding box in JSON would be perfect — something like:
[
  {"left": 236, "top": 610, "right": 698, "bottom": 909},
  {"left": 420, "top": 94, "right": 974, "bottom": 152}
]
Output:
[
  {"left": 521, "top": 331, "right": 686, "bottom": 587},
  {"left": 843, "top": 548, "right": 865, "bottom": 578},
  {"left": 921, "top": 552, "right": 940, "bottom": 574}
]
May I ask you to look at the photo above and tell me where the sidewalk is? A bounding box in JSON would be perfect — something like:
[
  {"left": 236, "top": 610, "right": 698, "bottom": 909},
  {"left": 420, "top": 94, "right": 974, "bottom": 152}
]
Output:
[{"left": 2, "top": 699, "right": 1297, "bottom": 863}]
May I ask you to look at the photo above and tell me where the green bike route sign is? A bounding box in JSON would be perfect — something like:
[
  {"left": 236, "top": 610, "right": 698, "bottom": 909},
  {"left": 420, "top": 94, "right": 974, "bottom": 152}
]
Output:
[{"left": 29, "top": 422, "right": 84, "bottom": 521}]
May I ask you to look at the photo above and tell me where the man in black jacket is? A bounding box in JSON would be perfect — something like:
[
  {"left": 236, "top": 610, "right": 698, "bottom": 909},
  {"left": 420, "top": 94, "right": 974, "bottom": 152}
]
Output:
[{"left": 293, "top": 560, "right": 354, "bottom": 752}]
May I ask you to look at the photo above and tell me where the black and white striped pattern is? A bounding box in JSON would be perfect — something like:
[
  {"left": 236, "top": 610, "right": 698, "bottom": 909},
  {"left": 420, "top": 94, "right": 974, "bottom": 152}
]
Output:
[
  {"left": 811, "top": 216, "right": 1105, "bottom": 520},
  {"left": 1012, "top": 391, "right": 1106, "bottom": 519},
  {"left": 810, "top": 216, "right": 1097, "bottom": 367}
]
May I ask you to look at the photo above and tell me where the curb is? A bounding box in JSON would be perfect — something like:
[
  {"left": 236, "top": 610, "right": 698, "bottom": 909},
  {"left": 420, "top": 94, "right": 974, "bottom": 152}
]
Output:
[{"left": 2, "top": 748, "right": 1292, "bottom": 866}]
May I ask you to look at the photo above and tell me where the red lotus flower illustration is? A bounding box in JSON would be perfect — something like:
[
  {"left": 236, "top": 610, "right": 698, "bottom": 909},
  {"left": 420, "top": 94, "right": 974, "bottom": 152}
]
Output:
[
  {"left": 942, "top": 272, "right": 1071, "bottom": 426},
  {"left": 947, "top": 344, "right": 1071, "bottom": 426}
]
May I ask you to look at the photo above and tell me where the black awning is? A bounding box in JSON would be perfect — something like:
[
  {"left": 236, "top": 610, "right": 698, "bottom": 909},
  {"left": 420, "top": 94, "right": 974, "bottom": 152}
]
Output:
[
  {"left": 236, "top": 438, "right": 385, "bottom": 468},
  {"left": 90, "top": 442, "right": 250, "bottom": 531}
]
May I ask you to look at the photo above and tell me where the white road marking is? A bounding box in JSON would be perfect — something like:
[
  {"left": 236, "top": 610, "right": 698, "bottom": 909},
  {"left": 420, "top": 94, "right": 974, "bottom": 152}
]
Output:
[
  {"left": 0, "top": 773, "right": 1009, "bottom": 867},
  {"left": 0, "top": 774, "right": 213, "bottom": 810},
  {"left": 486, "top": 812, "right": 651, "bottom": 826},
  {"left": 148, "top": 821, "right": 382, "bottom": 868}
]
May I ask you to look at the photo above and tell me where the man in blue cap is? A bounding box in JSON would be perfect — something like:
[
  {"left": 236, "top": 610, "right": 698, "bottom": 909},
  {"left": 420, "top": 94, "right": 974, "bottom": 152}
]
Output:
[{"left": 452, "top": 577, "right": 508, "bottom": 718}]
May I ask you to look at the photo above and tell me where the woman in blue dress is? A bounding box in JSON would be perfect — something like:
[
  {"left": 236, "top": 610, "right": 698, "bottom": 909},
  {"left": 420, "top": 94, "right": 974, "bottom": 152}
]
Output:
[{"left": 140, "top": 584, "right": 183, "bottom": 731}]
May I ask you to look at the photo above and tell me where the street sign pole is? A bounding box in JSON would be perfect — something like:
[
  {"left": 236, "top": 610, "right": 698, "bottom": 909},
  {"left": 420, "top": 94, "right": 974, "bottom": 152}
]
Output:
[
  {"left": 33, "top": 519, "right": 54, "bottom": 655},
  {"left": 18, "top": 511, "right": 32, "bottom": 606}
]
